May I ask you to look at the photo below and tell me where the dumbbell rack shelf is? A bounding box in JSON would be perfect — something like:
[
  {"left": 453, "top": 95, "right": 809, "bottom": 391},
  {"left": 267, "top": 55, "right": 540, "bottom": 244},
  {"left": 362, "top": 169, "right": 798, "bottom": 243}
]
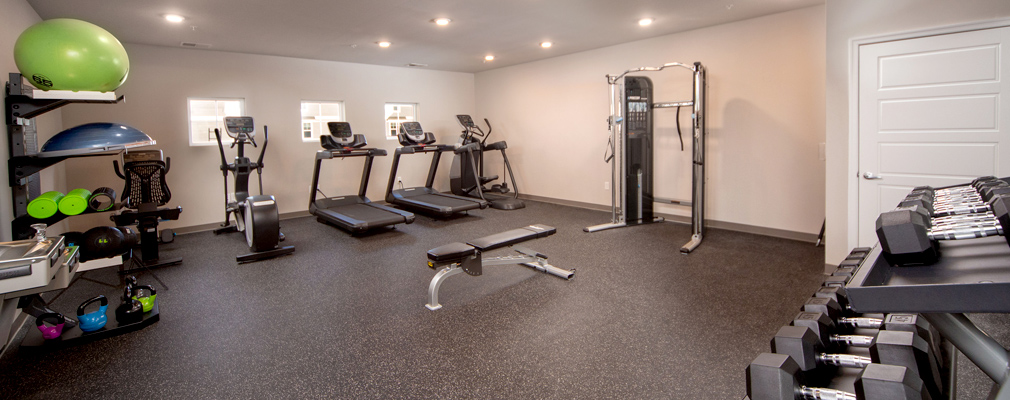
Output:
[
  {"left": 6, "top": 72, "right": 126, "bottom": 240},
  {"left": 19, "top": 300, "right": 159, "bottom": 352},
  {"left": 846, "top": 240, "right": 1010, "bottom": 400}
]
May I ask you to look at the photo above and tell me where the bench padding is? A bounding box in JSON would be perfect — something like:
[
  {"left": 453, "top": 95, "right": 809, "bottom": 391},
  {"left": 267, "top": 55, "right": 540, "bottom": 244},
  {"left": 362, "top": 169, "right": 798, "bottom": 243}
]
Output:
[
  {"left": 426, "top": 224, "right": 557, "bottom": 262},
  {"left": 427, "top": 242, "right": 476, "bottom": 262},
  {"left": 467, "top": 224, "right": 556, "bottom": 252}
]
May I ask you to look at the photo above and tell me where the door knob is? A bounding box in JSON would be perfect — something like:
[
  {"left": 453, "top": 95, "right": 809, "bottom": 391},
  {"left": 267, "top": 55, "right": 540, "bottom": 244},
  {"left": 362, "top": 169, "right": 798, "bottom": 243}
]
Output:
[{"left": 863, "top": 172, "right": 883, "bottom": 180}]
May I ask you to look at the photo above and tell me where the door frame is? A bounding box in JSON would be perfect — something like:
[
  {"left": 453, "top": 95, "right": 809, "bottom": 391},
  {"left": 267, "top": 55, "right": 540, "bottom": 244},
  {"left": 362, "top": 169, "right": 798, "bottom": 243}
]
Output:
[{"left": 846, "top": 17, "right": 1010, "bottom": 252}]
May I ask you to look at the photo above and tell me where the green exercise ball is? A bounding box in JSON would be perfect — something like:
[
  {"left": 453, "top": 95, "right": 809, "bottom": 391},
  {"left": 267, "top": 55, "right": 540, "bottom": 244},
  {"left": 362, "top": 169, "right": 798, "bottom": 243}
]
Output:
[{"left": 13, "top": 18, "right": 130, "bottom": 92}]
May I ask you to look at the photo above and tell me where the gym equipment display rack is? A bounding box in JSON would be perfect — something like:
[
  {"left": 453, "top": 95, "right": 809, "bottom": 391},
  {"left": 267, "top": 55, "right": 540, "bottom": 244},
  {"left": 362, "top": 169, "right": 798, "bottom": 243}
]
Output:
[
  {"left": 584, "top": 62, "right": 708, "bottom": 254},
  {"left": 6, "top": 73, "right": 125, "bottom": 239},
  {"left": 4, "top": 72, "right": 160, "bottom": 351}
]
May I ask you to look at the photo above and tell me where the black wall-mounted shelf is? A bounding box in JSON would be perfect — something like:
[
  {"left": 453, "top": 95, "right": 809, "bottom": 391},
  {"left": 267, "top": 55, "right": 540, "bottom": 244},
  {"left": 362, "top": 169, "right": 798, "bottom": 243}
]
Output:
[{"left": 5, "top": 72, "right": 125, "bottom": 239}]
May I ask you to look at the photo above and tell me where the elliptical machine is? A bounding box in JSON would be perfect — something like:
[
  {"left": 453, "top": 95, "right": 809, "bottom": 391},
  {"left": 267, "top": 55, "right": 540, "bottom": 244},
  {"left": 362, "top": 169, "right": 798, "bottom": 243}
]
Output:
[
  {"left": 214, "top": 116, "right": 295, "bottom": 263},
  {"left": 450, "top": 115, "right": 524, "bottom": 210}
]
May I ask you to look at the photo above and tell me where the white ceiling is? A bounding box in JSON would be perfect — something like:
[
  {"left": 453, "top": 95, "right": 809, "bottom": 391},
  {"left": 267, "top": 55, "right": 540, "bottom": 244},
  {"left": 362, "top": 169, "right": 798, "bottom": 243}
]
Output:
[{"left": 26, "top": 0, "right": 824, "bottom": 73}]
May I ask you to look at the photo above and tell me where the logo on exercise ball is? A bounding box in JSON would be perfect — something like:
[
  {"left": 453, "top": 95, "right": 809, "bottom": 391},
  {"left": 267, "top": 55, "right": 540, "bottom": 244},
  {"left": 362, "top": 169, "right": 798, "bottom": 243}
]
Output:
[{"left": 31, "top": 74, "right": 53, "bottom": 88}]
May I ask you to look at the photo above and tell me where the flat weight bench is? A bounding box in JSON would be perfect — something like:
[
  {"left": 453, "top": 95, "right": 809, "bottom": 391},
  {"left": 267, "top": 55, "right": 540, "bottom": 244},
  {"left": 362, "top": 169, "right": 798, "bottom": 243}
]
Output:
[{"left": 425, "top": 224, "right": 575, "bottom": 310}]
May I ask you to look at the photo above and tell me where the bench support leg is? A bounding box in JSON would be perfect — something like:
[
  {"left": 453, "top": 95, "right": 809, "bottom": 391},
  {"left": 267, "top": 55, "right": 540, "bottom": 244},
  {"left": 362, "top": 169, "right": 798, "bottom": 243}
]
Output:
[
  {"left": 426, "top": 265, "right": 465, "bottom": 310},
  {"left": 519, "top": 258, "right": 574, "bottom": 280}
]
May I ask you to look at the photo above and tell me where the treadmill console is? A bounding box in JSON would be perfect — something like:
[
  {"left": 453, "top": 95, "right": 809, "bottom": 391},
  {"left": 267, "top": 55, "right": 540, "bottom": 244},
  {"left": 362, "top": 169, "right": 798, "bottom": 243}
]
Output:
[
  {"left": 224, "top": 116, "right": 256, "bottom": 140},
  {"left": 397, "top": 121, "right": 434, "bottom": 146},
  {"left": 321, "top": 122, "right": 366, "bottom": 149}
]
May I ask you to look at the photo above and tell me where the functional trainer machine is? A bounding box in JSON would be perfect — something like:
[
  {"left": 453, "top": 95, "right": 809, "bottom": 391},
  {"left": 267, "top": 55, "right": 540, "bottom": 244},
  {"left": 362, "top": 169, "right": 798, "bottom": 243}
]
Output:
[
  {"left": 214, "top": 116, "right": 295, "bottom": 263},
  {"left": 385, "top": 121, "right": 488, "bottom": 218},
  {"left": 584, "top": 62, "right": 708, "bottom": 254},
  {"left": 450, "top": 115, "right": 524, "bottom": 210},
  {"left": 309, "top": 122, "right": 414, "bottom": 233},
  {"left": 424, "top": 224, "right": 574, "bottom": 310}
]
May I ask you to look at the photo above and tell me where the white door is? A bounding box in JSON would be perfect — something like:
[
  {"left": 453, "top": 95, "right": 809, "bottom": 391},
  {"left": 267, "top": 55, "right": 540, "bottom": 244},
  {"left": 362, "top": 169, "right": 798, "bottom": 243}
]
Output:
[{"left": 857, "top": 26, "right": 1010, "bottom": 246}]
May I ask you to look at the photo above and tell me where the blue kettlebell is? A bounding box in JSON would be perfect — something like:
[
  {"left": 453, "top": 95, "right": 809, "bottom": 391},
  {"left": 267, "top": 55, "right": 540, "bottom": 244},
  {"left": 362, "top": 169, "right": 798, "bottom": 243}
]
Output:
[{"left": 77, "top": 295, "right": 108, "bottom": 332}]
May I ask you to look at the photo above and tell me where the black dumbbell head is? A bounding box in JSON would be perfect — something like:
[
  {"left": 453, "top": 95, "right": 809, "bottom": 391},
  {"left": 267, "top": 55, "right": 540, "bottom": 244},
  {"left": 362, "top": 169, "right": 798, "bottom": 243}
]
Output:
[
  {"left": 869, "top": 331, "right": 930, "bottom": 381},
  {"left": 746, "top": 353, "right": 801, "bottom": 400},
  {"left": 899, "top": 195, "right": 933, "bottom": 213},
  {"left": 911, "top": 185, "right": 935, "bottom": 196},
  {"left": 814, "top": 286, "right": 848, "bottom": 309},
  {"left": 855, "top": 363, "right": 926, "bottom": 400},
  {"left": 770, "top": 325, "right": 824, "bottom": 372},
  {"left": 972, "top": 176, "right": 998, "bottom": 187},
  {"left": 792, "top": 312, "right": 837, "bottom": 348},
  {"left": 982, "top": 186, "right": 1010, "bottom": 202},
  {"left": 803, "top": 296, "right": 843, "bottom": 321},
  {"left": 883, "top": 314, "right": 932, "bottom": 345},
  {"left": 876, "top": 206, "right": 939, "bottom": 264}
]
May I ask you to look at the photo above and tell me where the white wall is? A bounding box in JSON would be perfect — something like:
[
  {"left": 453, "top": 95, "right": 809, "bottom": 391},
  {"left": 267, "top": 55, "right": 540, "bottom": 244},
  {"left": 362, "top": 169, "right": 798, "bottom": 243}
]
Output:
[
  {"left": 58, "top": 44, "right": 474, "bottom": 232},
  {"left": 0, "top": 0, "right": 65, "bottom": 241},
  {"left": 824, "top": 0, "right": 1010, "bottom": 265},
  {"left": 474, "top": 6, "right": 827, "bottom": 237}
]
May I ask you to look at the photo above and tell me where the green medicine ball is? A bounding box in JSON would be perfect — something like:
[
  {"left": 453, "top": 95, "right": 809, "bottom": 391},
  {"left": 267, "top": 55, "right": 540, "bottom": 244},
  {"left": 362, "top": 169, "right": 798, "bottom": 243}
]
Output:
[{"left": 14, "top": 18, "right": 130, "bottom": 92}]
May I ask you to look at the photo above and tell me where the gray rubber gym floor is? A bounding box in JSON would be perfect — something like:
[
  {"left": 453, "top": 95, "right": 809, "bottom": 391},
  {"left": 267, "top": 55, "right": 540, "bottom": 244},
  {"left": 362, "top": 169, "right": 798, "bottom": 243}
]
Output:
[{"left": 0, "top": 200, "right": 1007, "bottom": 399}]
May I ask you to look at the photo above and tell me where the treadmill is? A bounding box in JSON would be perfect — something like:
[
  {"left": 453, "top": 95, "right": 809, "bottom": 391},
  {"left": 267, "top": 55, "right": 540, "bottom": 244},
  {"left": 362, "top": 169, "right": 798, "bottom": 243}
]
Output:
[
  {"left": 385, "top": 121, "right": 489, "bottom": 218},
  {"left": 309, "top": 122, "right": 415, "bottom": 233}
]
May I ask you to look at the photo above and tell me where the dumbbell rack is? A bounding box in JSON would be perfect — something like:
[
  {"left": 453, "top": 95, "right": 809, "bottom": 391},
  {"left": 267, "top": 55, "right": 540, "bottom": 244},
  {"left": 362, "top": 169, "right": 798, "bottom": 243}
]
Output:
[
  {"left": 846, "top": 240, "right": 1010, "bottom": 399},
  {"left": 743, "top": 245, "right": 957, "bottom": 400}
]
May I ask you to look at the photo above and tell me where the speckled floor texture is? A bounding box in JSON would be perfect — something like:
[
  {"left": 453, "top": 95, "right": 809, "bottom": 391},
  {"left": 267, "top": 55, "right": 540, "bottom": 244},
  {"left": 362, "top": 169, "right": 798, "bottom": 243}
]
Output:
[{"left": 0, "top": 200, "right": 1006, "bottom": 399}]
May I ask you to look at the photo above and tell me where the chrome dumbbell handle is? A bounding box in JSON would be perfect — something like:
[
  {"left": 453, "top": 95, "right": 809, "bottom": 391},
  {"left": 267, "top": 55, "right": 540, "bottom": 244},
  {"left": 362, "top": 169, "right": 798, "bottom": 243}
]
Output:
[
  {"left": 929, "top": 225, "right": 1003, "bottom": 240},
  {"left": 816, "top": 353, "right": 873, "bottom": 368},
  {"left": 799, "top": 386, "right": 858, "bottom": 400}
]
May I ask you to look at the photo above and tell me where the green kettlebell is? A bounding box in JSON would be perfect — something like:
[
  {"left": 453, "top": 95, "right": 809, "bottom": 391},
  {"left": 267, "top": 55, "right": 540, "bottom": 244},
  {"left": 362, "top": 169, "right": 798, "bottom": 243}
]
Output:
[{"left": 131, "top": 285, "right": 157, "bottom": 313}]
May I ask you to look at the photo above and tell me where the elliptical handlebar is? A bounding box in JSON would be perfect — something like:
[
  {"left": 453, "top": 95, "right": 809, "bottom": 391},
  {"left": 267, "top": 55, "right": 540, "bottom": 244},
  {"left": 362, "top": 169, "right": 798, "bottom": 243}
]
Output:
[
  {"left": 214, "top": 128, "right": 230, "bottom": 174},
  {"left": 256, "top": 126, "right": 268, "bottom": 172},
  {"left": 480, "top": 118, "right": 492, "bottom": 146}
]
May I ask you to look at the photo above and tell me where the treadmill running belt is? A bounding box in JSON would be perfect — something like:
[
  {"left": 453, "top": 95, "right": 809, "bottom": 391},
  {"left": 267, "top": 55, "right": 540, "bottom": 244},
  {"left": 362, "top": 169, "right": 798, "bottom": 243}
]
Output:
[
  {"left": 402, "top": 193, "right": 482, "bottom": 212},
  {"left": 318, "top": 203, "right": 408, "bottom": 230}
]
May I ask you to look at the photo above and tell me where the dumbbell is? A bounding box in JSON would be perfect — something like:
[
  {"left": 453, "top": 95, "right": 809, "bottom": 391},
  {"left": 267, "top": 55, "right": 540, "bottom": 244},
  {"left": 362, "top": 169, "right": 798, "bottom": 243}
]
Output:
[
  {"left": 902, "top": 185, "right": 1010, "bottom": 218},
  {"left": 808, "top": 289, "right": 947, "bottom": 371},
  {"left": 747, "top": 353, "right": 927, "bottom": 400},
  {"left": 771, "top": 325, "right": 937, "bottom": 399},
  {"left": 905, "top": 180, "right": 1005, "bottom": 210},
  {"left": 876, "top": 195, "right": 1010, "bottom": 265},
  {"left": 793, "top": 312, "right": 944, "bottom": 399},
  {"left": 912, "top": 176, "right": 1000, "bottom": 199},
  {"left": 802, "top": 297, "right": 939, "bottom": 349}
]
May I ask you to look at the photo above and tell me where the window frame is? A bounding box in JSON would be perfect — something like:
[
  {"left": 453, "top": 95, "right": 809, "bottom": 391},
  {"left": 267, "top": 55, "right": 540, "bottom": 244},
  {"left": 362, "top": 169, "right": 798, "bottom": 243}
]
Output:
[
  {"left": 384, "top": 102, "right": 419, "bottom": 140},
  {"left": 187, "top": 97, "right": 245, "bottom": 146},
  {"left": 300, "top": 100, "right": 345, "bottom": 142}
]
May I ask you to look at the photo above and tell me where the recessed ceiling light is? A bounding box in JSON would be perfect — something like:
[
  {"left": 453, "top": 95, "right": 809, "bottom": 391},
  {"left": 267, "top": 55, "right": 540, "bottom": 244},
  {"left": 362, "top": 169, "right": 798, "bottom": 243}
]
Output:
[
  {"left": 432, "top": 18, "right": 451, "bottom": 26},
  {"left": 485, "top": 55, "right": 495, "bottom": 61},
  {"left": 639, "top": 18, "right": 653, "bottom": 26},
  {"left": 163, "top": 14, "right": 185, "bottom": 23},
  {"left": 377, "top": 41, "right": 391, "bottom": 48},
  {"left": 540, "top": 41, "right": 552, "bottom": 48}
]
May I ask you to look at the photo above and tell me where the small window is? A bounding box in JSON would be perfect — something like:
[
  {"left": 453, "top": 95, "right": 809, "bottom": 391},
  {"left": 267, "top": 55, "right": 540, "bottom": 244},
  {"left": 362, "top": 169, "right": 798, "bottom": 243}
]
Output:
[
  {"left": 301, "top": 101, "right": 344, "bottom": 142},
  {"left": 188, "top": 98, "right": 244, "bottom": 146},
  {"left": 384, "top": 103, "right": 418, "bottom": 139}
]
